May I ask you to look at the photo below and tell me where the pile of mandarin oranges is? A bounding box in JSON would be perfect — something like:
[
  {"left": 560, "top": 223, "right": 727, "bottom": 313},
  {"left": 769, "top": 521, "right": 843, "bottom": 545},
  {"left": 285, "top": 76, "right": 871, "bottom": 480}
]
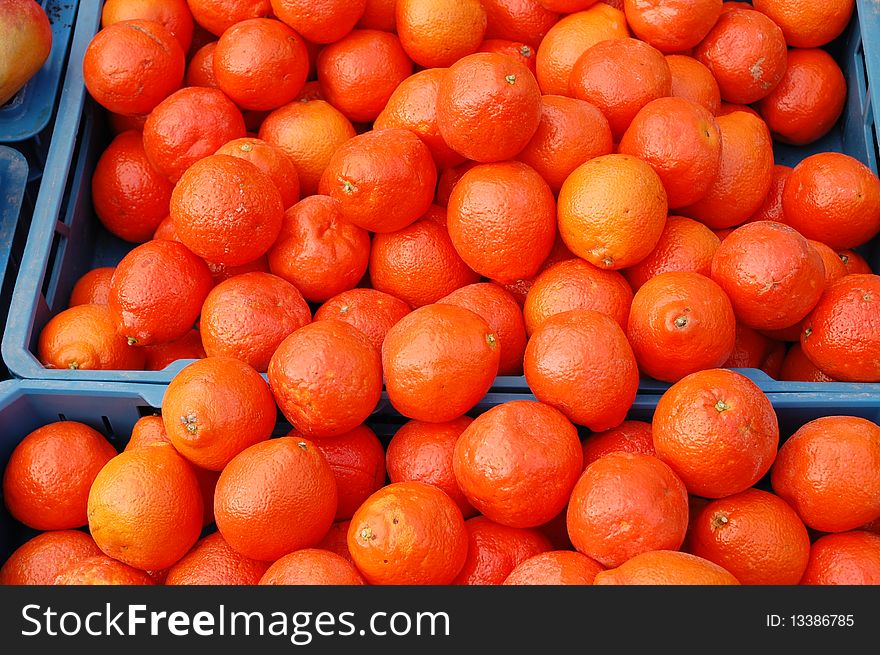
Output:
[{"left": 3, "top": 0, "right": 880, "bottom": 585}]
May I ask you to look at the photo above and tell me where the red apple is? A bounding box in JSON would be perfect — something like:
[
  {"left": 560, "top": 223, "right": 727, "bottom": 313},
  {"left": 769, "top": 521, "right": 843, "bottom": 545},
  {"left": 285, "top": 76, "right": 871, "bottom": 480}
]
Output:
[{"left": 0, "top": 0, "right": 52, "bottom": 106}]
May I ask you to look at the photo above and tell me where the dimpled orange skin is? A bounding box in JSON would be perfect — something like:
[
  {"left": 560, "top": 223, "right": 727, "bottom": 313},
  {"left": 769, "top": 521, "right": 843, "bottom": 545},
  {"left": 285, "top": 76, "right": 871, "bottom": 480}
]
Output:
[
  {"left": 666, "top": 55, "right": 721, "bottom": 115},
  {"left": 38, "top": 304, "right": 147, "bottom": 371},
  {"left": 165, "top": 532, "right": 270, "bottom": 585},
  {"left": 316, "top": 30, "right": 413, "bottom": 123},
  {"left": 386, "top": 417, "right": 477, "bottom": 518},
  {"left": 437, "top": 283, "right": 528, "bottom": 376},
  {"left": 757, "top": 49, "right": 846, "bottom": 146},
  {"left": 268, "top": 320, "right": 383, "bottom": 438},
  {"left": 624, "top": 216, "right": 721, "bottom": 291},
  {"left": 746, "top": 164, "right": 791, "bottom": 224},
  {"left": 270, "top": 0, "right": 366, "bottom": 44},
  {"left": 652, "top": 369, "right": 779, "bottom": 498},
  {"left": 87, "top": 446, "right": 203, "bottom": 570},
  {"left": 186, "top": 42, "right": 218, "bottom": 88},
  {"left": 779, "top": 343, "right": 837, "bottom": 382},
  {"left": 482, "top": 0, "right": 558, "bottom": 47},
  {"left": 800, "top": 531, "right": 880, "bottom": 585},
  {"left": 618, "top": 97, "right": 722, "bottom": 209},
  {"left": 523, "top": 258, "right": 633, "bottom": 335},
  {"left": 627, "top": 271, "right": 736, "bottom": 383},
  {"left": 771, "top": 416, "right": 880, "bottom": 532},
  {"left": 317, "top": 521, "right": 355, "bottom": 562},
  {"left": 314, "top": 288, "right": 412, "bottom": 354},
  {"left": 54, "top": 555, "right": 156, "bottom": 585},
  {"left": 478, "top": 39, "right": 537, "bottom": 75},
  {"left": 162, "top": 357, "right": 277, "bottom": 470},
  {"left": 187, "top": 0, "right": 271, "bottom": 37},
  {"left": 107, "top": 240, "right": 214, "bottom": 346},
  {"left": 142, "top": 87, "right": 246, "bottom": 183},
  {"left": 452, "top": 516, "right": 552, "bottom": 585},
  {"left": 212, "top": 18, "right": 308, "bottom": 111},
  {"left": 710, "top": 221, "right": 826, "bottom": 331},
  {"left": 693, "top": 8, "right": 787, "bottom": 105},
  {"left": 101, "top": 0, "right": 195, "bottom": 52},
  {"left": 581, "top": 420, "right": 655, "bottom": 468},
  {"left": 503, "top": 550, "right": 605, "bottom": 585},
  {"left": 92, "top": 130, "right": 173, "bottom": 243},
  {"left": 214, "top": 138, "right": 300, "bottom": 209},
  {"left": 447, "top": 161, "right": 556, "bottom": 283},
  {"left": 800, "top": 275, "right": 880, "bottom": 381},
  {"left": 436, "top": 52, "right": 542, "bottom": 163},
  {"left": 839, "top": 249, "right": 873, "bottom": 275},
  {"left": 0, "top": 531, "right": 103, "bottom": 586},
  {"left": 170, "top": 154, "right": 284, "bottom": 267},
  {"left": 781, "top": 153, "right": 880, "bottom": 250},
  {"left": 568, "top": 38, "right": 672, "bottom": 141},
  {"left": 382, "top": 304, "right": 500, "bottom": 423},
  {"left": 214, "top": 437, "right": 338, "bottom": 562},
  {"left": 454, "top": 400, "right": 583, "bottom": 528},
  {"left": 308, "top": 425, "right": 387, "bottom": 522},
  {"left": 689, "top": 488, "right": 811, "bottom": 585},
  {"left": 348, "top": 481, "right": 468, "bottom": 585},
  {"left": 557, "top": 154, "right": 667, "bottom": 271},
  {"left": 515, "top": 94, "right": 613, "bottom": 194},
  {"left": 83, "top": 20, "right": 185, "bottom": 116},
  {"left": 374, "top": 68, "right": 466, "bottom": 170},
  {"left": 199, "top": 272, "right": 312, "bottom": 372},
  {"left": 752, "top": 0, "right": 854, "bottom": 49},
  {"left": 268, "top": 196, "right": 370, "bottom": 304},
  {"left": 567, "top": 452, "right": 689, "bottom": 568},
  {"left": 396, "top": 0, "right": 487, "bottom": 69},
  {"left": 369, "top": 213, "right": 480, "bottom": 309},
  {"left": 594, "top": 550, "right": 740, "bottom": 585},
  {"left": 810, "top": 240, "right": 848, "bottom": 287},
  {"left": 2, "top": 422, "right": 117, "bottom": 531},
  {"left": 259, "top": 549, "right": 365, "bottom": 585},
  {"left": 524, "top": 309, "right": 639, "bottom": 431},
  {"left": 679, "top": 111, "right": 775, "bottom": 229},
  {"left": 319, "top": 128, "right": 437, "bottom": 234}
]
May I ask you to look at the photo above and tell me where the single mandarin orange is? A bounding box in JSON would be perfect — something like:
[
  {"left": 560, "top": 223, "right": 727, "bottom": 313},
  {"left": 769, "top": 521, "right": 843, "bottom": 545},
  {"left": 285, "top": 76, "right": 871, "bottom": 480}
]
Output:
[
  {"left": 87, "top": 445, "right": 203, "bottom": 570},
  {"left": 800, "top": 531, "right": 880, "bottom": 585},
  {"left": 101, "top": 0, "right": 194, "bottom": 51},
  {"left": 652, "top": 368, "right": 779, "bottom": 498},
  {"left": 523, "top": 258, "right": 633, "bottom": 335},
  {"left": 38, "top": 304, "right": 146, "bottom": 371},
  {"left": 92, "top": 130, "right": 173, "bottom": 242},
  {"left": 162, "top": 357, "right": 276, "bottom": 470},
  {"left": 666, "top": 54, "right": 721, "bottom": 115},
  {"left": 557, "top": 153, "right": 668, "bottom": 270},
  {"left": 454, "top": 400, "right": 583, "bottom": 528},
  {"left": 142, "top": 329, "right": 207, "bottom": 371},
  {"left": 446, "top": 161, "right": 556, "bottom": 283},
  {"left": 268, "top": 320, "right": 383, "bottom": 438},
  {"left": 185, "top": 41, "right": 217, "bottom": 88},
  {"left": 396, "top": 0, "right": 487, "bottom": 68},
  {"left": 594, "top": 550, "right": 739, "bottom": 585},
  {"left": 54, "top": 555, "right": 156, "bottom": 585},
  {"left": 259, "top": 549, "right": 365, "bottom": 585},
  {"left": 771, "top": 416, "right": 880, "bottom": 532},
  {"left": 810, "top": 240, "right": 848, "bottom": 287},
  {"left": 752, "top": 0, "right": 854, "bottom": 48},
  {"left": 316, "top": 521, "right": 354, "bottom": 563},
  {"left": 348, "top": 481, "right": 468, "bottom": 585},
  {"left": 0, "top": 531, "right": 102, "bottom": 586},
  {"left": 142, "top": 86, "right": 246, "bottom": 183},
  {"left": 358, "top": 0, "right": 396, "bottom": 30},
  {"left": 214, "top": 137, "right": 300, "bottom": 209},
  {"left": 187, "top": 0, "right": 271, "bottom": 36},
  {"left": 267, "top": 195, "right": 370, "bottom": 303},
  {"left": 318, "top": 128, "right": 437, "bottom": 233},
  {"left": 524, "top": 309, "right": 639, "bottom": 431},
  {"left": 69, "top": 268, "right": 115, "bottom": 307},
  {"left": 214, "top": 437, "right": 338, "bottom": 561},
  {"left": 624, "top": 0, "right": 722, "bottom": 53},
  {"left": 481, "top": 0, "right": 558, "bottom": 47},
  {"left": 436, "top": 52, "right": 542, "bottom": 162},
  {"left": 745, "top": 164, "right": 791, "bottom": 224},
  {"left": 382, "top": 304, "right": 500, "bottom": 422},
  {"left": 108, "top": 240, "right": 214, "bottom": 346},
  {"left": 710, "top": 221, "right": 826, "bottom": 331},
  {"left": 838, "top": 249, "right": 874, "bottom": 275},
  {"left": 478, "top": 39, "right": 537, "bottom": 75},
  {"left": 271, "top": 0, "right": 366, "bottom": 44},
  {"left": 2, "top": 422, "right": 116, "bottom": 531},
  {"left": 779, "top": 343, "right": 836, "bottom": 382}
]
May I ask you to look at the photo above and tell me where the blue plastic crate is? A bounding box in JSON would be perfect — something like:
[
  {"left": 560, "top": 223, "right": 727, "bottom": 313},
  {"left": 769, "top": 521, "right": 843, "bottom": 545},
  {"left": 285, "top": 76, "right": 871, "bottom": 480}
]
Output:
[
  {"left": 2, "top": 379, "right": 879, "bottom": 564},
  {"left": 4, "top": 1, "right": 880, "bottom": 390},
  {"left": 0, "top": 146, "right": 30, "bottom": 381}
]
